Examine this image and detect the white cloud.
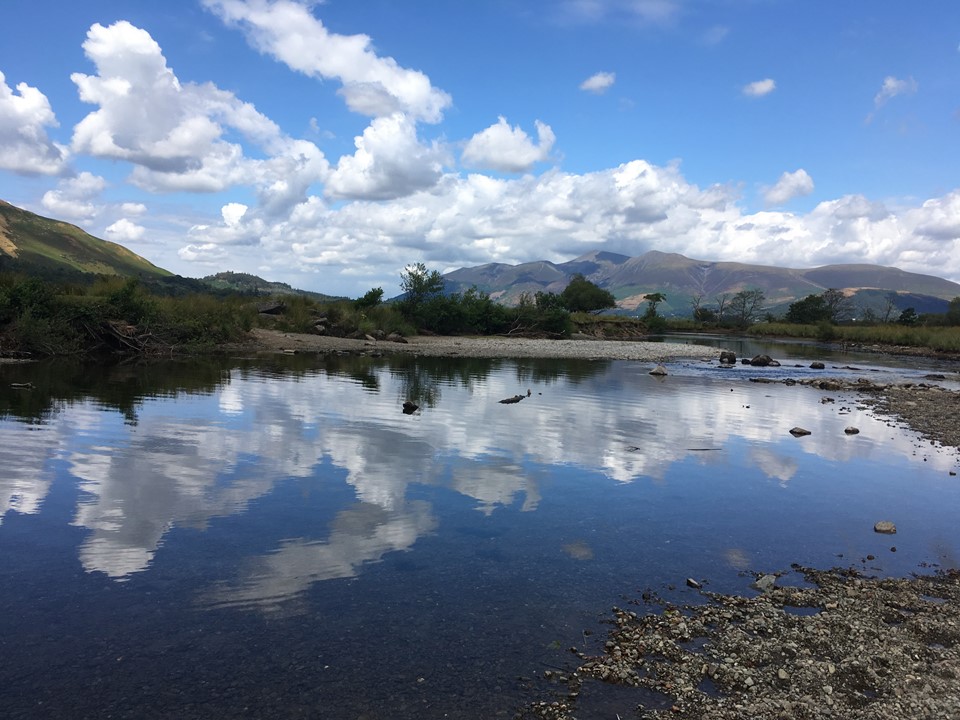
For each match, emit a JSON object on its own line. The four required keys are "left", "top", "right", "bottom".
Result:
{"left": 70, "top": 20, "right": 328, "bottom": 200}
{"left": 120, "top": 202, "right": 147, "bottom": 215}
{"left": 105, "top": 218, "right": 146, "bottom": 243}
{"left": 204, "top": 0, "right": 451, "bottom": 123}
{"left": 763, "top": 169, "right": 814, "bottom": 206}
{"left": 579, "top": 72, "right": 616, "bottom": 94}
{"left": 873, "top": 75, "right": 918, "bottom": 108}
{"left": 40, "top": 172, "right": 107, "bottom": 220}
{"left": 325, "top": 113, "right": 447, "bottom": 200}
{"left": 0, "top": 70, "right": 69, "bottom": 175}
{"left": 461, "top": 117, "right": 555, "bottom": 173}
{"left": 222, "top": 202, "right": 248, "bottom": 227}
{"left": 743, "top": 78, "right": 776, "bottom": 97}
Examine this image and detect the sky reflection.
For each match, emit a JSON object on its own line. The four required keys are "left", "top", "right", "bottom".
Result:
{"left": 0, "top": 357, "right": 956, "bottom": 612}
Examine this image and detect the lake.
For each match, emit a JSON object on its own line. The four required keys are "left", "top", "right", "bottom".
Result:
{"left": 1, "top": 344, "right": 958, "bottom": 719}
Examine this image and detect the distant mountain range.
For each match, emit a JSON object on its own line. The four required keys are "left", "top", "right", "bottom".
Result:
{"left": 4, "top": 198, "right": 958, "bottom": 316}
{"left": 443, "top": 250, "right": 960, "bottom": 316}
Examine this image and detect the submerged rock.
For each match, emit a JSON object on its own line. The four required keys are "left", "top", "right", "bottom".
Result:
{"left": 874, "top": 521, "right": 897, "bottom": 534}
{"left": 844, "top": 426, "right": 860, "bottom": 435}
{"left": 789, "top": 427, "right": 812, "bottom": 437}
{"left": 649, "top": 363, "right": 668, "bottom": 376}
{"left": 402, "top": 401, "right": 419, "bottom": 414}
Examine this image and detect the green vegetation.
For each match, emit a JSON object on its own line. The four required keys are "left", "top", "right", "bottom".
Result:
{"left": 748, "top": 321, "right": 960, "bottom": 352}
{"left": 0, "top": 274, "right": 255, "bottom": 356}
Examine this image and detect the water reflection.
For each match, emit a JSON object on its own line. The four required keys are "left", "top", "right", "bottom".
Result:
{"left": 0, "top": 354, "right": 957, "bottom": 613}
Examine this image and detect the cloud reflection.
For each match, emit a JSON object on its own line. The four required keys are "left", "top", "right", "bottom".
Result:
{"left": 0, "top": 359, "right": 954, "bottom": 612}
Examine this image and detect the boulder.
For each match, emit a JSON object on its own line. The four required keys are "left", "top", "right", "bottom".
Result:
{"left": 387, "top": 332, "right": 408, "bottom": 344}
{"left": 752, "top": 574, "right": 777, "bottom": 592}
{"left": 874, "top": 521, "right": 897, "bottom": 534}
{"left": 844, "top": 426, "right": 860, "bottom": 435}
{"left": 750, "top": 354, "right": 774, "bottom": 367}
{"left": 402, "top": 401, "right": 419, "bottom": 415}
{"left": 789, "top": 427, "right": 812, "bottom": 437}
{"left": 719, "top": 351, "right": 737, "bottom": 365}
{"left": 810, "top": 361, "right": 826, "bottom": 370}
{"left": 649, "top": 363, "right": 668, "bottom": 376}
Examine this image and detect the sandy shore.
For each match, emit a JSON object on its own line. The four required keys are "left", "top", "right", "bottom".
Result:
{"left": 247, "top": 327, "right": 720, "bottom": 361}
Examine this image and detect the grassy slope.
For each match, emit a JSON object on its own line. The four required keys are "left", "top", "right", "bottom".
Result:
{"left": 0, "top": 200, "right": 171, "bottom": 277}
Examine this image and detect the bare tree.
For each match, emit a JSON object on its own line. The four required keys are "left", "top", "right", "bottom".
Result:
{"left": 729, "top": 289, "right": 766, "bottom": 328}
{"left": 714, "top": 293, "right": 729, "bottom": 323}
{"left": 881, "top": 293, "right": 898, "bottom": 323}
{"left": 822, "top": 288, "right": 855, "bottom": 323}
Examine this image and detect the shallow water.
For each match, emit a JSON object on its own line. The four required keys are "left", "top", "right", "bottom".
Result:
{"left": 0, "top": 350, "right": 958, "bottom": 719}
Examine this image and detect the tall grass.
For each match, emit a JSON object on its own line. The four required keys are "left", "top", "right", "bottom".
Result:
{"left": 749, "top": 322, "right": 960, "bottom": 352}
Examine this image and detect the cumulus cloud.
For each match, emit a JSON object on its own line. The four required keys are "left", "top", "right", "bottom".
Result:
{"left": 579, "top": 72, "right": 616, "bottom": 94}
{"left": 70, "top": 20, "right": 328, "bottom": 201}
{"left": 461, "top": 117, "right": 555, "bottom": 173}
{"left": 105, "top": 218, "right": 146, "bottom": 243}
{"left": 0, "top": 70, "right": 69, "bottom": 175}
{"left": 742, "top": 78, "right": 776, "bottom": 97}
{"left": 41, "top": 172, "right": 107, "bottom": 220}
{"left": 325, "top": 113, "right": 447, "bottom": 200}
{"left": 763, "top": 169, "right": 814, "bottom": 206}
{"left": 204, "top": 0, "right": 451, "bottom": 123}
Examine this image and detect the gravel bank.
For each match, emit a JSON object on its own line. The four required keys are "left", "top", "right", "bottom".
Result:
{"left": 248, "top": 328, "right": 721, "bottom": 361}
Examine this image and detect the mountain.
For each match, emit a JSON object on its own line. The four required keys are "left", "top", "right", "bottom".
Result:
{"left": 201, "top": 271, "right": 346, "bottom": 302}
{"left": 0, "top": 199, "right": 171, "bottom": 278}
{"left": 443, "top": 250, "right": 960, "bottom": 316}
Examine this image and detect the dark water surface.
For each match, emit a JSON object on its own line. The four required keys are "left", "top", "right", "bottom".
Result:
{"left": 1, "top": 350, "right": 958, "bottom": 719}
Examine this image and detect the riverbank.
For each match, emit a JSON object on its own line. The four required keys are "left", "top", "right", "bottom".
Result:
{"left": 245, "top": 327, "right": 722, "bottom": 361}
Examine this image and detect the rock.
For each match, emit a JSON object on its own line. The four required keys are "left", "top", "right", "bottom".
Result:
{"left": 499, "top": 394, "right": 526, "bottom": 404}
{"left": 649, "top": 364, "right": 668, "bottom": 376}
{"left": 844, "top": 426, "right": 860, "bottom": 435}
{"left": 741, "top": 358, "right": 751, "bottom": 365}
{"left": 719, "top": 351, "right": 737, "bottom": 364}
{"left": 810, "top": 361, "right": 826, "bottom": 370}
{"left": 364, "top": 334, "right": 377, "bottom": 342}
{"left": 874, "top": 521, "right": 897, "bottom": 534}
{"left": 789, "top": 427, "right": 812, "bottom": 437}
{"left": 402, "top": 401, "right": 419, "bottom": 414}
{"left": 750, "top": 354, "right": 774, "bottom": 367}
{"left": 752, "top": 574, "right": 777, "bottom": 592}
{"left": 386, "top": 332, "right": 408, "bottom": 344}
{"left": 686, "top": 578, "right": 702, "bottom": 589}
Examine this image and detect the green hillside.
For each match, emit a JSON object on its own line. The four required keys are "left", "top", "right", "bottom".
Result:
{"left": 0, "top": 199, "right": 170, "bottom": 278}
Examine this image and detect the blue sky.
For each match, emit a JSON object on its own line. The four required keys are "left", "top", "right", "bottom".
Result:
{"left": 1, "top": 0, "right": 958, "bottom": 296}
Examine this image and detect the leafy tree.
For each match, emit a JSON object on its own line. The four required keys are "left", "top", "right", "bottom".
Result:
{"left": 354, "top": 287, "right": 384, "bottom": 311}
{"left": 785, "top": 294, "right": 830, "bottom": 324}
{"left": 560, "top": 274, "right": 616, "bottom": 313}
{"left": 897, "top": 307, "right": 918, "bottom": 326}
{"left": 729, "top": 289, "right": 766, "bottom": 328}
{"left": 534, "top": 290, "right": 566, "bottom": 311}
{"left": 643, "top": 292, "right": 666, "bottom": 317}
{"left": 946, "top": 297, "right": 960, "bottom": 326}
{"left": 397, "top": 263, "right": 444, "bottom": 320}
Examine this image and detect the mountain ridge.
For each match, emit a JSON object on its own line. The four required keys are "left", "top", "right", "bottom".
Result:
{"left": 443, "top": 250, "right": 960, "bottom": 316}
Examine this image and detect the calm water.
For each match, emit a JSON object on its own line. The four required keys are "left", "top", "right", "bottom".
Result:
{"left": 1, "top": 348, "right": 958, "bottom": 719}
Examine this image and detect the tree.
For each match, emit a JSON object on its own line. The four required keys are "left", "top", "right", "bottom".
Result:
{"left": 729, "top": 289, "right": 766, "bottom": 328}
{"left": 821, "top": 288, "right": 855, "bottom": 323}
{"left": 946, "top": 297, "right": 960, "bottom": 326}
{"left": 354, "top": 287, "right": 384, "bottom": 311}
{"left": 643, "top": 292, "right": 666, "bottom": 317}
{"left": 560, "top": 274, "right": 616, "bottom": 313}
{"left": 785, "top": 294, "right": 830, "bottom": 324}
{"left": 714, "top": 293, "right": 730, "bottom": 324}
{"left": 399, "top": 263, "right": 444, "bottom": 309}
{"left": 897, "top": 307, "right": 918, "bottom": 326}
{"left": 881, "top": 293, "right": 899, "bottom": 323}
